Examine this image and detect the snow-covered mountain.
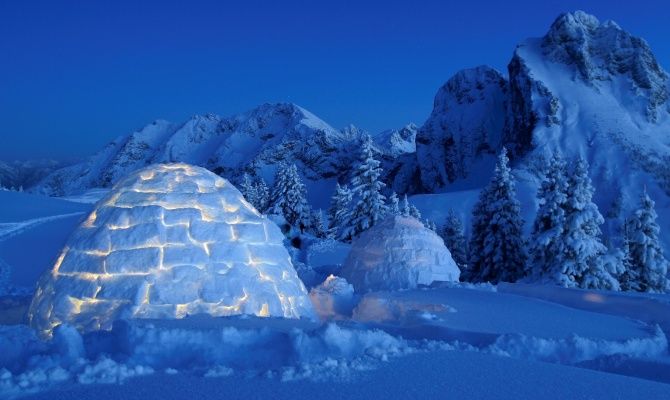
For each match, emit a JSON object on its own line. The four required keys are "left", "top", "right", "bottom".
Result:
{"left": 413, "top": 66, "right": 510, "bottom": 192}
{"left": 32, "top": 103, "right": 366, "bottom": 197}
{"left": 373, "top": 124, "right": 417, "bottom": 157}
{"left": 506, "top": 11, "right": 670, "bottom": 224}
{"left": 390, "top": 11, "right": 670, "bottom": 248}
{"left": 0, "top": 159, "right": 67, "bottom": 190}
{"left": 29, "top": 10, "right": 670, "bottom": 251}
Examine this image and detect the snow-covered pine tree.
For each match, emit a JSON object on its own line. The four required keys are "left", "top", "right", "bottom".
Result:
{"left": 388, "top": 192, "right": 400, "bottom": 216}
{"left": 409, "top": 204, "right": 421, "bottom": 219}
{"left": 468, "top": 148, "right": 527, "bottom": 284}
{"left": 254, "top": 177, "right": 270, "bottom": 212}
{"left": 270, "top": 163, "right": 310, "bottom": 229}
{"left": 270, "top": 163, "right": 290, "bottom": 215}
{"left": 343, "top": 135, "right": 388, "bottom": 239}
{"left": 619, "top": 219, "right": 641, "bottom": 291}
{"left": 530, "top": 153, "right": 569, "bottom": 282}
{"left": 309, "top": 209, "right": 328, "bottom": 238}
{"left": 327, "top": 183, "right": 352, "bottom": 240}
{"left": 400, "top": 195, "right": 411, "bottom": 217}
{"left": 563, "top": 158, "right": 611, "bottom": 289}
{"left": 626, "top": 189, "right": 670, "bottom": 293}
{"left": 442, "top": 209, "right": 468, "bottom": 275}
{"left": 240, "top": 173, "right": 258, "bottom": 208}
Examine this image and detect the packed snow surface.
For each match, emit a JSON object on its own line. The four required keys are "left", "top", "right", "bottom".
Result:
{"left": 2, "top": 285, "right": 669, "bottom": 399}
{"left": 28, "top": 163, "right": 315, "bottom": 337}
{"left": 340, "top": 216, "right": 460, "bottom": 292}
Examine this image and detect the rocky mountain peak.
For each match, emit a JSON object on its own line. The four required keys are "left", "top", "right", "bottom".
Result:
{"left": 435, "top": 66, "right": 508, "bottom": 109}
{"left": 541, "top": 11, "right": 668, "bottom": 121}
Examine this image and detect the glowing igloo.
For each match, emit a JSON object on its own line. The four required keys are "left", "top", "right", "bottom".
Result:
{"left": 29, "top": 163, "right": 315, "bottom": 336}
{"left": 340, "top": 216, "right": 460, "bottom": 292}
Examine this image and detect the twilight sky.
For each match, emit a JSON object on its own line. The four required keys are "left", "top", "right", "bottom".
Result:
{"left": 1, "top": 0, "right": 669, "bottom": 160}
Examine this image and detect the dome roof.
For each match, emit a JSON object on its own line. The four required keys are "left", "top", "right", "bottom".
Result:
{"left": 340, "top": 216, "right": 460, "bottom": 292}
{"left": 29, "top": 163, "right": 315, "bottom": 336}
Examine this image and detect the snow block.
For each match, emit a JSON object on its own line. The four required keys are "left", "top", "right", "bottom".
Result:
{"left": 28, "top": 163, "right": 315, "bottom": 337}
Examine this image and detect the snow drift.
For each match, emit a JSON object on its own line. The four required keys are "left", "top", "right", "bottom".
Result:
{"left": 28, "top": 164, "right": 315, "bottom": 337}
{"left": 340, "top": 216, "right": 460, "bottom": 292}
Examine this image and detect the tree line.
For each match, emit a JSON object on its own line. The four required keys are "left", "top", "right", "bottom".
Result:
{"left": 446, "top": 149, "right": 669, "bottom": 293}
{"left": 237, "top": 137, "right": 669, "bottom": 294}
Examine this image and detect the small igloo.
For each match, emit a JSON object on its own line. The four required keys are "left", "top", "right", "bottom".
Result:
{"left": 340, "top": 216, "right": 460, "bottom": 292}
{"left": 29, "top": 163, "right": 315, "bottom": 336}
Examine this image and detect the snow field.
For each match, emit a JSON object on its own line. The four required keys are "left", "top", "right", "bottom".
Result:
{"left": 3, "top": 281, "right": 669, "bottom": 398}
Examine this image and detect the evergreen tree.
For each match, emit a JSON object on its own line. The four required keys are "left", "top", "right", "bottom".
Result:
{"left": 563, "top": 158, "right": 610, "bottom": 289}
{"left": 240, "top": 173, "right": 258, "bottom": 208}
{"left": 530, "top": 153, "right": 569, "bottom": 282}
{"left": 468, "top": 148, "right": 527, "bottom": 283}
{"left": 626, "top": 189, "right": 669, "bottom": 293}
{"left": 270, "top": 164, "right": 309, "bottom": 228}
{"left": 400, "top": 195, "right": 411, "bottom": 217}
{"left": 310, "top": 209, "right": 328, "bottom": 238}
{"left": 442, "top": 209, "right": 468, "bottom": 275}
{"left": 388, "top": 192, "right": 400, "bottom": 216}
{"left": 409, "top": 204, "right": 422, "bottom": 219}
{"left": 327, "top": 183, "right": 352, "bottom": 239}
{"left": 270, "top": 163, "right": 290, "bottom": 214}
{"left": 343, "top": 135, "right": 388, "bottom": 238}
{"left": 592, "top": 249, "right": 624, "bottom": 291}
{"left": 255, "top": 178, "right": 270, "bottom": 212}
{"left": 619, "top": 220, "right": 641, "bottom": 291}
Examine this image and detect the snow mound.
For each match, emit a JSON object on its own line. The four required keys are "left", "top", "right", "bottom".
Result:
{"left": 340, "top": 216, "right": 460, "bottom": 292}
{"left": 309, "top": 275, "right": 357, "bottom": 319}
{"left": 28, "top": 163, "right": 315, "bottom": 336}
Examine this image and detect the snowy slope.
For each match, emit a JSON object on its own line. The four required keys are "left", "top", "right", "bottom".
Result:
{"left": 0, "top": 191, "right": 91, "bottom": 294}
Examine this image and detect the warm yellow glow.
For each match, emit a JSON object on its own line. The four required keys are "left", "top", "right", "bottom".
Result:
{"left": 103, "top": 192, "right": 121, "bottom": 207}
{"left": 52, "top": 248, "right": 69, "bottom": 277}
{"left": 107, "top": 222, "right": 133, "bottom": 230}
{"left": 258, "top": 303, "right": 270, "bottom": 317}
{"left": 583, "top": 293, "right": 606, "bottom": 303}
{"left": 140, "top": 171, "right": 155, "bottom": 180}
{"left": 83, "top": 249, "right": 111, "bottom": 257}
{"left": 140, "top": 283, "right": 152, "bottom": 305}
{"left": 82, "top": 211, "right": 97, "bottom": 228}
{"left": 175, "top": 303, "right": 189, "bottom": 318}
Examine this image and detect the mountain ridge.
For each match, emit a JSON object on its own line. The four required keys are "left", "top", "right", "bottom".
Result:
{"left": 24, "top": 10, "right": 670, "bottom": 252}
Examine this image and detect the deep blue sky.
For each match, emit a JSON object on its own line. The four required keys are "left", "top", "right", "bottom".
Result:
{"left": 2, "top": 0, "right": 669, "bottom": 160}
